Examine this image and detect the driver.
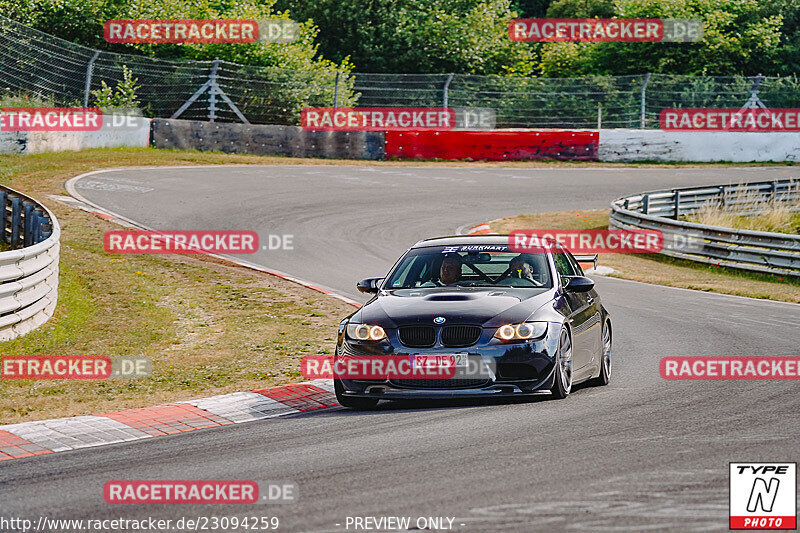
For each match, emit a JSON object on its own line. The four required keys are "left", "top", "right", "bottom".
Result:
{"left": 439, "top": 254, "right": 463, "bottom": 285}
{"left": 509, "top": 255, "right": 536, "bottom": 282}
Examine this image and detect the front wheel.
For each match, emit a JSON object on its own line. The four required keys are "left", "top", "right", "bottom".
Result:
{"left": 550, "top": 327, "right": 573, "bottom": 400}
{"left": 334, "top": 378, "right": 379, "bottom": 410}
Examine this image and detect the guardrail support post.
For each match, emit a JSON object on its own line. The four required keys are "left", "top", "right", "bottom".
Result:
{"left": 642, "top": 194, "right": 650, "bottom": 215}
{"left": 33, "top": 209, "right": 44, "bottom": 243}
{"left": 39, "top": 215, "right": 51, "bottom": 242}
{"left": 673, "top": 190, "right": 680, "bottom": 220}
{"left": 10, "top": 197, "right": 21, "bottom": 248}
{"left": 23, "top": 201, "right": 33, "bottom": 247}
{"left": 0, "top": 191, "right": 7, "bottom": 243}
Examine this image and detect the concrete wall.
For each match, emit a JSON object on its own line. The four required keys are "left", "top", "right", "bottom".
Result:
{"left": 599, "top": 129, "right": 800, "bottom": 162}
{"left": 0, "top": 115, "right": 151, "bottom": 155}
{"left": 151, "top": 119, "right": 385, "bottom": 160}
{"left": 6, "top": 115, "right": 799, "bottom": 163}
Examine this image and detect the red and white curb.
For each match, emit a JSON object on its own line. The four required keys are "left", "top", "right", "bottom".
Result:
{"left": 0, "top": 379, "right": 336, "bottom": 461}
{"left": 466, "top": 223, "right": 495, "bottom": 235}
{"left": 0, "top": 173, "right": 359, "bottom": 463}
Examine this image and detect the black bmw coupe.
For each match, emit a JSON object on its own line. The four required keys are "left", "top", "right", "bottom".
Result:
{"left": 334, "top": 235, "right": 612, "bottom": 409}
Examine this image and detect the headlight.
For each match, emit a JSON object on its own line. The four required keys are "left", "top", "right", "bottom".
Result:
{"left": 493, "top": 322, "right": 547, "bottom": 342}
{"left": 346, "top": 323, "right": 387, "bottom": 341}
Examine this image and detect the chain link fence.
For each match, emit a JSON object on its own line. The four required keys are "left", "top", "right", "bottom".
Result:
{"left": 3, "top": 14, "right": 800, "bottom": 129}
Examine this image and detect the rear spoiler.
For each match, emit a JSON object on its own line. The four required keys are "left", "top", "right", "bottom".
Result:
{"left": 573, "top": 253, "right": 598, "bottom": 271}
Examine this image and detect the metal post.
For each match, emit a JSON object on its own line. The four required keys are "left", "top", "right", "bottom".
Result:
{"left": 172, "top": 59, "right": 249, "bottom": 123}
{"left": 83, "top": 51, "right": 101, "bottom": 108}
{"left": 673, "top": 190, "right": 680, "bottom": 220}
{"left": 40, "top": 219, "right": 52, "bottom": 241}
{"left": 0, "top": 191, "right": 7, "bottom": 242}
{"left": 23, "top": 201, "right": 33, "bottom": 247}
{"left": 642, "top": 194, "right": 650, "bottom": 215}
{"left": 443, "top": 73, "right": 454, "bottom": 108}
{"left": 333, "top": 72, "right": 340, "bottom": 108}
{"left": 39, "top": 216, "right": 51, "bottom": 242}
{"left": 597, "top": 105, "right": 602, "bottom": 130}
{"left": 208, "top": 58, "right": 220, "bottom": 122}
{"left": 10, "top": 197, "right": 21, "bottom": 248}
{"left": 33, "top": 209, "right": 44, "bottom": 243}
{"left": 640, "top": 73, "right": 651, "bottom": 129}
{"left": 737, "top": 74, "right": 768, "bottom": 112}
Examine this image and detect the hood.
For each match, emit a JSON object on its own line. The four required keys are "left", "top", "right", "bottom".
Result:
{"left": 354, "top": 287, "right": 555, "bottom": 327}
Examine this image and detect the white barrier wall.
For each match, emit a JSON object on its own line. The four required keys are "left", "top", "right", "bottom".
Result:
{"left": 0, "top": 116, "right": 151, "bottom": 155}
{"left": 599, "top": 129, "right": 800, "bottom": 162}
{"left": 0, "top": 188, "right": 60, "bottom": 341}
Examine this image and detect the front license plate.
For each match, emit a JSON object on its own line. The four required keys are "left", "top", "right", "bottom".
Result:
{"left": 411, "top": 353, "right": 469, "bottom": 369}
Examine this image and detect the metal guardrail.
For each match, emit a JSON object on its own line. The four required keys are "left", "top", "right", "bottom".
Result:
{"left": 609, "top": 179, "right": 800, "bottom": 277}
{"left": 0, "top": 186, "right": 60, "bottom": 341}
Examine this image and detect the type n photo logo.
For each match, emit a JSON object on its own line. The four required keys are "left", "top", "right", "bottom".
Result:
{"left": 730, "top": 463, "right": 796, "bottom": 530}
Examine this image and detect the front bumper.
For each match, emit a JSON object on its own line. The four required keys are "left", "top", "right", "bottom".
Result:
{"left": 335, "top": 322, "right": 561, "bottom": 399}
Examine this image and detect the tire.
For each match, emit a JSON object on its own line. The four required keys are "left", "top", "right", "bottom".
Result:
{"left": 334, "top": 378, "right": 379, "bottom": 410}
{"left": 550, "top": 327, "right": 573, "bottom": 400}
{"left": 590, "top": 320, "right": 612, "bottom": 387}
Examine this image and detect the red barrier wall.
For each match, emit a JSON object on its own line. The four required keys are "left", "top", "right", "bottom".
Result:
{"left": 384, "top": 130, "right": 598, "bottom": 161}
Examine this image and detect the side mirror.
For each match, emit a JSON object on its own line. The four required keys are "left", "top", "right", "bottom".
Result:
{"left": 564, "top": 276, "right": 594, "bottom": 293}
{"left": 357, "top": 277, "right": 383, "bottom": 294}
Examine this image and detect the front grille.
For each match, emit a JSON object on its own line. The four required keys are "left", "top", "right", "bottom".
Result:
{"left": 399, "top": 326, "right": 436, "bottom": 347}
{"left": 441, "top": 325, "right": 481, "bottom": 347}
{"left": 391, "top": 378, "right": 490, "bottom": 389}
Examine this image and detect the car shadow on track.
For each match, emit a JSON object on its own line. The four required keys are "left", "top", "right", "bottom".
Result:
{"left": 321, "top": 381, "right": 596, "bottom": 416}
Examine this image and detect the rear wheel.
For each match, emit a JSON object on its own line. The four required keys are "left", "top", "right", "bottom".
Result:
{"left": 550, "top": 327, "right": 573, "bottom": 399}
{"left": 334, "top": 378, "right": 379, "bottom": 410}
{"left": 590, "top": 320, "right": 612, "bottom": 386}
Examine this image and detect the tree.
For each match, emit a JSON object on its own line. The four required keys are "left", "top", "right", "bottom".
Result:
{"left": 538, "top": 0, "right": 786, "bottom": 76}
{"left": 276, "top": 0, "right": 539, "bottom": 74}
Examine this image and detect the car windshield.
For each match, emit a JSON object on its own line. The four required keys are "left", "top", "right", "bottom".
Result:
{"left": 384, "top": 245, "right": 552, "bottom": 289}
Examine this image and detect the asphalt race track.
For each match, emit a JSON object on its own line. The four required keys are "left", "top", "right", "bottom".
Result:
{"left": 2, "top": 165, "right": 800, "bottom": 532}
